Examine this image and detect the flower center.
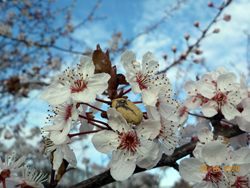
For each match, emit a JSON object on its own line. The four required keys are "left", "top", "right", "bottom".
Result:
{"left": 179, "top": 106, "right": 187, "bottom": 117}
{"left": 0, "top": 169, "right": 11, "bottom": 182}
{"left": 213, "top": 92, "right": 227, "bottom": 106}
{"left": 233, "top": 176, "right": 249, "bottom": 188}
{"left": 203, "top": 166, "right": 223, "bottom": 184}
{"left": 64, "top": 104, "right": 72, "bottom": 121}
{"left": 71, "top": 80, "right": 88, "bottom": 93}
{"left": 118, "top": 131, "right": 139, "bottom": 153}
{"left": 136, "top": 73, "right": 148, "bottom": 90}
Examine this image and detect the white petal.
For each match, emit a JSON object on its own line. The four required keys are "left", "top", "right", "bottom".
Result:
{"left": 88, "top": 73, "right": 110, "bottom": 94}
{"left": 184, "top": 95, "right": 201, "bottom": 110}
{"left": 194, "top": 182, "right": 212, "bottom": 188}
{"left": 136, "top": 120, "right": 161, "bottom": 140}
{"left": 236, "top": 116, "right": 250, "bottom": 132}
{"left": 197, "top": 127, "right": 214, "bottom": 143}
{"left": 196, "top": 80, "right": 216, "bottom": 99}
{"left": 217, "top": 72, "right": 237, "bottom": 91}
{"left": 107, "top": 108, "right": 130, "bottom": 132}
{"left": 71, "top": 88, "right": 95, "bottom": 103}
{"left": 141, "top": 51, "right": 158, "bottom": 75}
{"left": 221, "top": 103, "right": 240, "bottom": 120}
{"left": 179, "top": 158, "right": 206, "bottom": 182}
{"left": 42, "top": 121, "right": 65, "bottom": 131}
{"left": 53, "top": 146, "right": 63, "bottom": 170}
{"left": 91, "top": 130, "right": 120, "bottom": 154}
{"left": 215, "top": 66, "right": 228, "bottom": 74}
{"left": 201, "top": 101, "right": 218, "bottom": 117}
{"left": 184, "top": 80, "right": 197, "bottom": 95}
{"left": 78, "top": 55, "right": 95, "bottom": 77}
{"left": 146, "top": 105, "right": 160, "bottom": 121}
{"left": 62, "top": 144, "right": 77, "bottom": 168}
{"left": 50, "top": 122, "right": 71, "bottom": 145}
{"left": 109, "top": 150, "right": 137, "bottom": 181}
{"left": 40, "top": 83, "right": 71, "bottom": 106}
{"left": 136, "top": 140, "right": 159, "bottom": 161}
{"left": 201, "top": 141, "right": 228, "bottom": 166}
{"left": 121, "top": 50, "right": 141, "bottom": 74}
{"left": 137, "top": 140, "right": 162, "bottom": 169}
{"left": 141, "top": 89, "right": 159, "bottom": 106}
{"left": 232, "top": 147, "right": 250, "bottom": 164}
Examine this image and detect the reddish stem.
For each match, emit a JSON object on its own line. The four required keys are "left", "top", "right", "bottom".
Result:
{"left": 221, "top": 119, "right": 236, "bottom": 126}
{"left": 188, "top": 112, "right": 209, "bottom": 119}
{"left": 133, "top": 101, "right": 142, "bottom": 104}
{"left": 69, "top": 130, "right": 100, "bottom": 138}
{"left": 79, "top": 115, "right": 109, "bottom": 127}
{"left": 80, "top": 103, "right": 105, "bottom": 112}
{"left": 95, "top": 98, "right": 111, "bottom": 105}
{"left": 2, "top": 180, "right": 6, "bottom": 188}
{"left": 122, "top": 88, "right": 132, "bottom": 95}
{"left": 89, "top": 121, "right": 106, "bottom": 130}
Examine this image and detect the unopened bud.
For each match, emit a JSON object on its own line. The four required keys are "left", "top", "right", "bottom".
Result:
{"left": 224, "top": 14, "right": 231, "bottom": 21}
{"left": 171, "top": 46, "right": 177, "bottom": 53}
{"left": 195, "top": 50, "right": 203, "bottom": 55}
{"left": 184, "top": 33, "right": 190, "bottom": 40}
{"left": 180, "top": 52, "right": 187, "bottom": 59}
{"left": 193, "top": 59, "right": 200, "bottom": 63}
{"left": 163, "top": 54, "right": 168, "bottom": 60}
{"left": 213, "top": 28, "right": 220, "bottom": 33}
{"left": 194, "top": 21, "right": 199, "bottom": 27}
{"left": 208, "top": 2, "right": 213, "bottom": 7}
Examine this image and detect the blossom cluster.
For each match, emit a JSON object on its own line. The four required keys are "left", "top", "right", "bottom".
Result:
{"left": 184, "top": 66, "right": 250, "bottom": 131}
{"left": 180, "top": 127, "right": 250, "bottom": 187}
{"left": 0, "top": 152, "right": 46, "bottom": 188}
{"left": 37, "top": 47, "right": 250, "bottom": 186}
{"left": 38, "top": 48, "right": 186, "bottom": 181}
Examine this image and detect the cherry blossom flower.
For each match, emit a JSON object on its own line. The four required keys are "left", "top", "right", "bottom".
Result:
{"left": 43, "top": 135, "right": 77, "bottom": 170}
{"left": 14, "top": 166, "right": 47, "bottom": 188}
{"left": 91, "top": 108, "right": 161, "bottom": 181}
{"left": 120, "top": 50, "right": 171, "bottom": 106}
{"left": 155, "top": 117, "right": 181, "bottom": 155}
{"left": 179, "top": 140, "right": 230, "bottom": 188}
{"left": 40, "top": 55, "right": 110, "bottom": 106}
{"left": 184, "top": 80, "right": 208, "bottom": 110}
{"left": 41, "top": 100, "right": 78, "bottom": 145}
{"left": 0, "top": 152, "right": 26, "bottom": 188}
{"left": 196, "top": 72, "right": 242, "bottom": 120}
{"left": 146, "top": 90, "right": 180, "bottom": 122}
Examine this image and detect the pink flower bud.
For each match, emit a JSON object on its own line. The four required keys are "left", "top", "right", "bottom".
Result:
{"left": 208, "top": 2, "right": 213, "bottom": 7}
{"left": 184, "top": 33, "right": 190, "bottom": 40}
{"left": 193, "top": 59, "right": 200, "bottom": 63}
{"left": 224, "top": 14, "right": 231, "bottom": 21}
{"left": 171, "top": 46, "right": 177, "bottom": 53}
{"left": 194, "top": 21, "right": 199, "bottom": 27}
{"left": 163, "top": 54, "right": 168, "bottom": 60}
{"left": 213, "top": 28, "right": 220, "bottom": 33}
{"left": 195, "top": 50, "right": 203, "bottom": 55}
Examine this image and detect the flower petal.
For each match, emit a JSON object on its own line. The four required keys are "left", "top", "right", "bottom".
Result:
{"left": 91, "top": 130, "right": 120, "bottom": 154}
{"left": 62, "top": 144, "right": 77, "bottom": 168}
{"left": 109, "top": 150, "right": 136, "bottom": 181}
{"left": 136, "top": 119, "right": 161, "bottom": 140}
{"left": 179, "top": 158, "right": 206, "bottom": 182}
{"left": 107, "top": 108, "right": 130, "bottom": 132}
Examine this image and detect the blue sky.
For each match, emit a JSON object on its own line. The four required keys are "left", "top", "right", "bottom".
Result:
{"left": 3, "top": 0, "right": 250, "bottom": 187}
